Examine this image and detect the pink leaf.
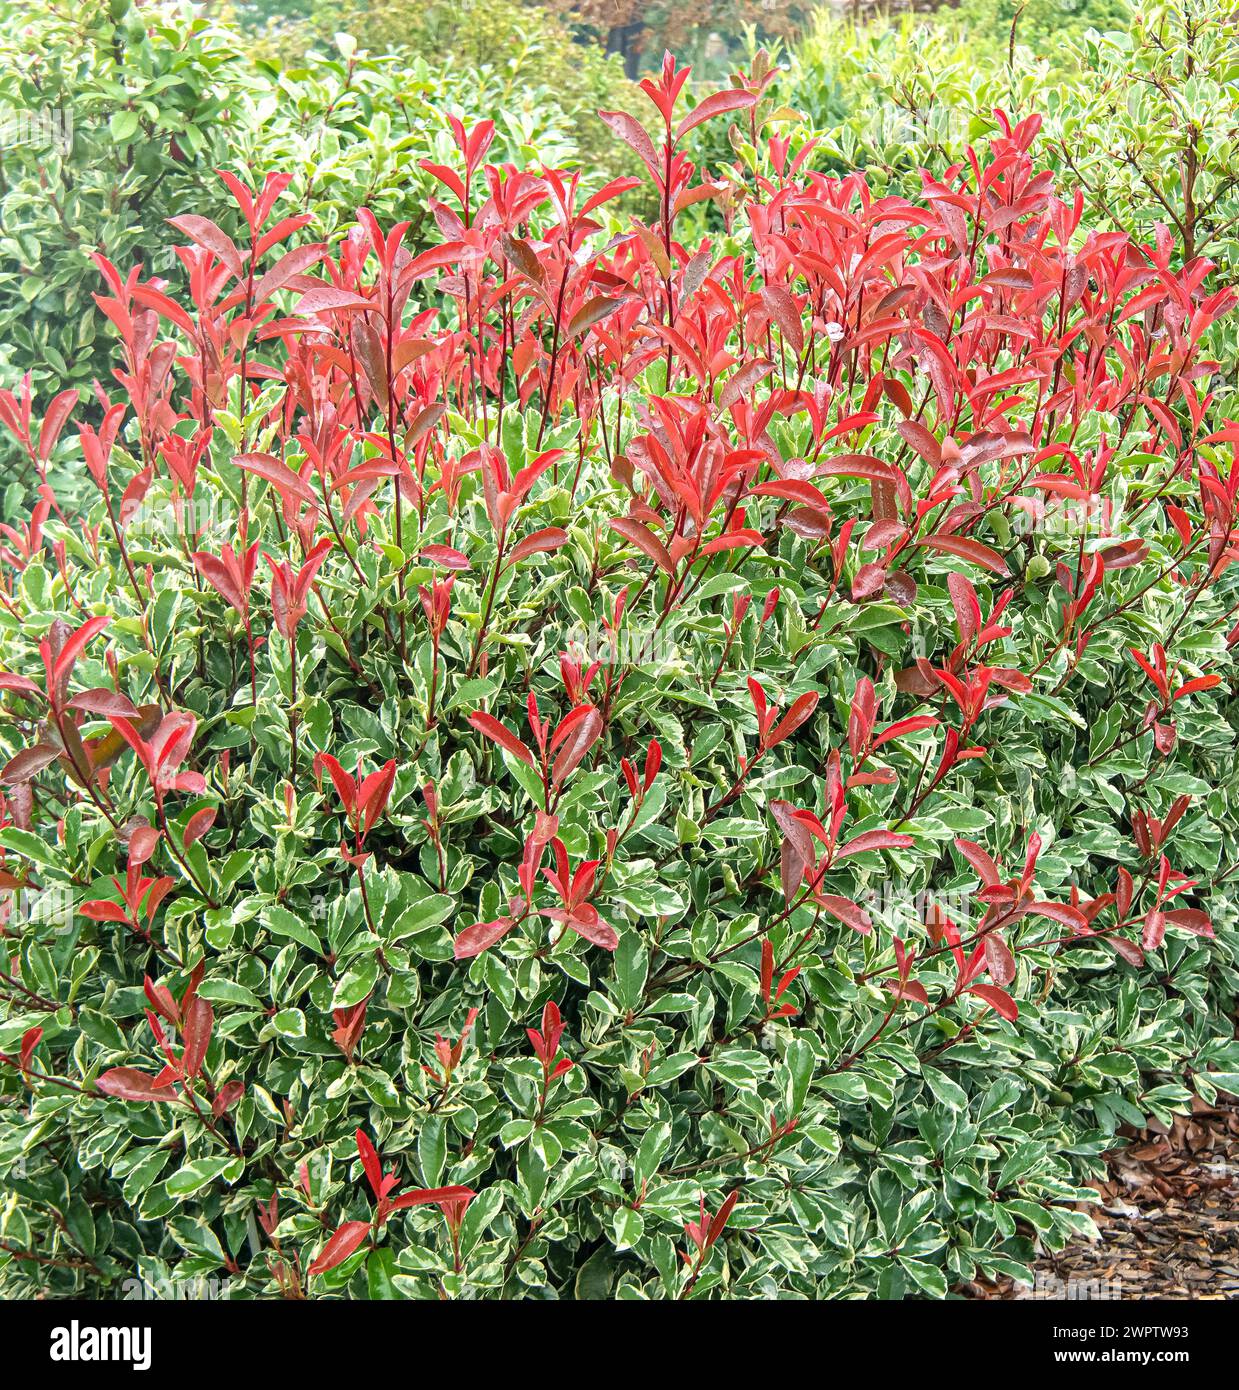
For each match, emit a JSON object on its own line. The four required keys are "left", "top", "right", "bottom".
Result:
{"left": 983, "top": 932, "right": 1016, "bottom": 987}
{"left": 389, "top": 1184, "right": 477, "bottom": 1210}
{"left": 917, "top": 534, "right": 1008, "bottom": 576}
{"left": 835, "top": 830, "right": 914, "bottom": 858}
{"left": 609, "top": 517, "right": 676, "bottom": 576}
{"left": 817, "top": 895, "right": 873, "bottom": 935}
{"left": 674, "top": 89, "right": 757, "bottom": 144}
{"left": 181, "top": 997, "right": 214, "bottom": 1078}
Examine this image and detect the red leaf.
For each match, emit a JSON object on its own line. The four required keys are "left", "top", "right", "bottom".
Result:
{"left": 968, "top": 984, "right": 1018, "bottom": 1021}
{"left": 420, "top": 545, "right": 471, "bottom": 571}
{"left": 566, "top": 905, "right": 619, "bottom": 952}
{"left": 700, "top": 530, "right": 765, "bottom": 556}
{"left": 234, "top": 453, "right": 318, "bottom": 508}
{"left": 167, "top": 215, "right": 244, "bottom": 278}
{"left": 835, "top": 830, "right": 914, "bottom": 858}
{"left": 183, "top": 807, "right": 217, "bottom": 848}
{"left": 871, "top": 715, "right": 938, "bottom": 749}
{"left": 308, "top": 1220, "right": 371, "bottom": 1277}
{"left": 389, "top": 1184, "right": 477, "bottom": 1210}
{"left": 978, "top": 268, "right": 1034, "bottom": 293}
{"left": 38, "top": 390, "right": 78, "bottom": 463}
{"left": 955, "top": 838, "right": 1001, "bottom": 887}
{"left": 948, "top": 572, "right": 980, "bottom": 644}
{"left": 252, "top": 243, "right": 326, "bottom": 302}
{"left": 885, "top": 979, "right": 931, "bottom": 1006}
{"left": 467, "top": 713, "right": 535, "bottom": 768}
{"left": 2, "top": 744, "right": 60, "bottom": 783}
{"left": 760, "top": 285, "right": 804, "bottom": 356}
{"left": 453, "top": 917, "right": 516, "bottom": 960}
{"left": 1163, "top": 907, "right": 1213, "bottom": 938}
{"left": 598, "top": 110, "right": 660, "bottom": 178}
{"left": 19, "top": 1026, "right": 42, "bottom": 1072}
{"left": 1106, "top": 936, "right": 1145, "bottom": 967}
{"left": 1030, "top": 901, "right": 1091, "bottom": 934}
{"left": 917, "top": 535, "right": 1008, "bottom": 576}
{"left": 983, "top": 932, "right": 1016, "bottom": 987}
{"left": 0, "top": 672, "right": 46, "bottom": 701}
{"left": 765, "top": 691, "right": 819, "bottom": 748}
{"left": 817, "top": 895, "right": 873, "bottom": 935}
{"left": 675, "top": 89, "right": 756, "bottom": 143}
{"left": 53, "top": 616, "right": 110, "bottom": 691}
{"left": 192, "top": 552, "right": 248, "bottom": 616}
{"left": 358, "top": 760, "right": 397, "bottom": 836}
{"left": 79, "top": 900, "right": 132, "bottom": 924}
{"left": 748, "top": 479, "right": 830, "bottom": 511}
{"left": 817, "top": 454, "right": 910, "bottom": 511}
{"left": 356, "top": 1127, "right": 383, "bottom": 1200}
{"left": 1173, "top": 674, "right": 1220, "bottom": 702}
{"left": 95, "top": 1067, "right": 170, "bottom": 1102}
{"left": 568, "top": 297, "right": 623, "bottom": 340}
{"left": 294, "top": 287, "right": 373, "bottom": 316}
{"left": 67, "top": 688, "right": 140, "bottom": 719}
{"left": 127, "top": 824, "right": 160, "bottom": 867}
{"left": 551, "top": 707, "right": 603, "bottom": 787}
{"left": 211, "top": 1081, "right": 245, "bottom": 1117}
{"left": 705, "top": 1189, "right": 740, "bottom": 1248}
{"left": 181, "top": 997, "right": 214, "bottom": 1078}
{"left": 507, "top": 528, "right": 568, "bottom": 565}
{"left": 609, "top": 517, "right": 676, "bottom": 575}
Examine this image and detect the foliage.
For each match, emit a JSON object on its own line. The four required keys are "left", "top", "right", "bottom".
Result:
{"left": 0, "top": 0, "right": 608, "bottom": 508}
{"left": 0, "top": 0, "right": 245, "bottom": 399}
{"left": 1050, "top": 4, "right": 1239, "bottom": 274}
{"left": 242, "top": 0, "right": 633, "bottom": 177}
{"left": 782, "top": 0, "right": 1239, "bottom": 404}
{"left": 1, "top": 52, "right": 1239, "bottom": 1303}
{"left": 955, "top": 0, "right": 1134, "bottom": 57}
{"left": 543, "top": 0, "right": 812, "bottom": 77}
{"left": 786, "top": 1, "right": 1236, "bottom": 265}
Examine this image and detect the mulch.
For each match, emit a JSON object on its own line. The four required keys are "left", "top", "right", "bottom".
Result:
{"left": 964, "top": 1095, "right": 1239, "bottom": 1300}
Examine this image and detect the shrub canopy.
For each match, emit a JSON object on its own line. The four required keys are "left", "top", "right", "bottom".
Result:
{"left": 0, "top": 48, "right": 1238, "bottom": 1301}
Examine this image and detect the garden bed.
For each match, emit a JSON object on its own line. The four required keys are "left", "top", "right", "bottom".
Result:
{"left": 968, "top": 1093, "right": 1239, "bottom": 1301}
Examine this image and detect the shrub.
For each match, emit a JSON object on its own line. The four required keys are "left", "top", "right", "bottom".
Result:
{"left": 781, "top": 0, "right": 1239, "bottom": 414}
{"left": 1, "top": 56, "right": 1238, "bottom": 1301}
{"left": 0, "top": 0, "right": 246, "bottom": 399}
{"left": 242, "top": 0, "right": 636, "bottom": 181}
{"left": 785, "top": 2, "right": 1237, "bottom": 278}
{"left": 0, "top": 0, "right": 607, "bottom": 512}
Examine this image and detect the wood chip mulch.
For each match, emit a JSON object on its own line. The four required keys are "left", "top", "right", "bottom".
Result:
{"left": 963, "top": 1095, "right": 1239, "bottom": 1301}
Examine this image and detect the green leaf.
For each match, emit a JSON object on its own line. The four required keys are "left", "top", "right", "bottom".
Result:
{"left": 386, "top": 893, "right": 454, "bottom": 942}
{"left": 612, "top": 1207, "right": 645, "bottom": 1251}
{"left": 166, "top": 1157, "right": 243, "bottom": 1199}
{"left": 260, "top": 905, "right": 322, "bottom": 955}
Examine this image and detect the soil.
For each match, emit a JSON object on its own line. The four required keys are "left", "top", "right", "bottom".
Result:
{"left": 964, "top": 1095, "right": 1239, "bottom": 1301}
